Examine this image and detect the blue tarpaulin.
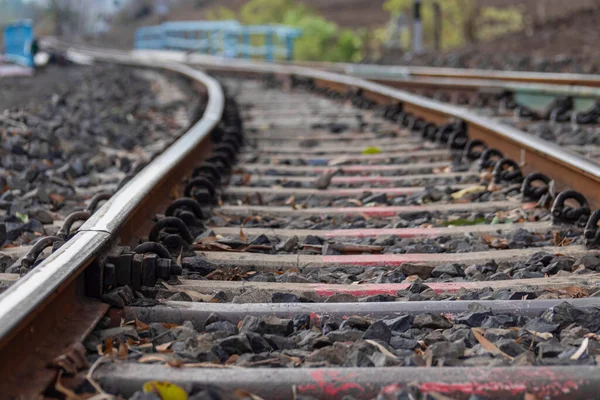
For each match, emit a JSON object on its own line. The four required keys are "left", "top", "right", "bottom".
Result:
{"left": 3, "top": 20, "right": 34, "bottom": 68}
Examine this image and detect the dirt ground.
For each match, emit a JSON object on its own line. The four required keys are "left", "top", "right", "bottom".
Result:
{"left": 0, "top": 65, "right": 86, "bottom": 111}
{"left": 381, "top": 6, "right": 600, "bottom": 73}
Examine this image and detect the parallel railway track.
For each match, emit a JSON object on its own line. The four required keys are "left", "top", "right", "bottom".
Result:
{"left": 5, "top": 44, "right": 600, "bottom": 399}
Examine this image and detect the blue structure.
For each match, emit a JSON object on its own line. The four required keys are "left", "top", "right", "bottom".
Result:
{"left": 3, "top": 20, "right": 34, "bottom": 68}
{"left": 135, "top": 21, "right": 301, "bottom": 62}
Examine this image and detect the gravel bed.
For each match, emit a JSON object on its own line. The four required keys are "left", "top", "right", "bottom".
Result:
{"left": 243, "top": 154, "right": 449, "bottom": 166}
{"left": 239, "top": 164, "right": 457, "bottom": 177}
{"left": 195, "top": 227, "right": 581, "bottom": 256}
{"left": 223, "top": 184, "right": 518, "bottom": 208}
{"left": 498, "top": 119, "right": 600, "bottom": 162}
{"left": 86, "top": 301, "right": 600, "bottom": 377}
{"left": 230, "top": 174, "right": 481, "bottom": 189}
{"left": 176, "top": 250, "right": 597, "bottom": 290}
{"left": 208, "top": 207, "right": 550, "bottom": 230}
{"left": 0, "top": 64, "right": 201, "bottom": 271}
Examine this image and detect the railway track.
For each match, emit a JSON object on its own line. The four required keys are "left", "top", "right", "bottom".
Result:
{"left": 4, "top": 44, "right": 600, "bottom": 399}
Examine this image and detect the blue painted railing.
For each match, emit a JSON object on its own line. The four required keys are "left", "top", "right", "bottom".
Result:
{"left": 135, "top": 21, "right": 301, "bottom": 61}
{"left": 3, "top": 20, "right": 34, "bottom": 68}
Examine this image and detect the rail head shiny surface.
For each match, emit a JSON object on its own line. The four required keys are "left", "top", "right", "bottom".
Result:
{"left": 0, "top": 47, "right": 225, "bottom": 345}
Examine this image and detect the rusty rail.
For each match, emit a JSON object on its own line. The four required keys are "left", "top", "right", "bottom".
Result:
{"left": 0, "top": 46, "right": 224, "bottom": 398}
{"left": 8, "top": 43, "right": 600, "bottom": 399}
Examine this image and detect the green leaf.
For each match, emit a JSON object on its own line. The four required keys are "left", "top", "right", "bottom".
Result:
{"left": 441, "top": 217, "right": 486, "bottom": 227}
{"left": 16, "top": 212, "right": 29, "bottom": 223}
{"left": 362, "top": 147, "right": 382, "bottom": 155}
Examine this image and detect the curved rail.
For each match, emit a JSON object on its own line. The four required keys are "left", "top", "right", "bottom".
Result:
{"left": 16, "top": 42, "right": 600, "bottom": 399}
{"left": 299, "top": 60, "right": 600, "bottom": 87}
{"left": 0, "top": 50, "right": 224, "bottom": 350}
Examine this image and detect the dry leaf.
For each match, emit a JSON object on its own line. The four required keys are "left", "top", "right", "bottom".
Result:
{"left": 242, "top": 172, "right": 252, "bottom": 185}
{"left": 49, "top": 193, "right": 66, "bottom": 203}
{"left": 346, "top": 199, "right": 363, "bottom": 207}
{"left": 451, "top": 185, "right": 486, "bottom": 200}
{"left": 481, "top": 234, "right": 495, "bottom": 245}
{"left": 180, "top": 362, "right": 237, "bottom": 368}
{"left": 521, "top": 202, "right": 538, "bottom": 210}
{"left": 162, "top": 283, "right": 214, "bottom": 302}
{"left": 55, "top": 371, "right": 86, "bottom": 400}
{"left": 156, "top": 341, "right": 175, "bottom": 353}
{"left": 328, "top": 156, "right": 351, "bottom": 166}
{"left": 103, "top": 338, "right": 114, "bottom": 356}
{"left": 168, "top": 359, "right": 184, "bottom": 368}
{"left": 546, "top": 286, "right": 589, "bottom": 298}
{"left": 118, "top": 342, "right": 129, "bottom": 360}
{"left": 365, "top": 340, "right": 399, "bottom": 359}
{"left": 225, "top": 354, "right": 239, "bottom": 364}
{"left": 139, "top": 354, "right": 174, "bottom": 363}
{"left": 240, "top": 228, "right": 248, "bottom": 244}
{"left": 526, "top": 330, "right": 553, "bottom": 340}
{"left": 176, "top": 247, "right": 183, "bottom": 266}
{"left": 570, "top": 337, "right": 589, "bottom": 360}
{"left": 472, "top": 328, "right": 514, "bottom": 360}
{"left": 585, "top": 333, "right": 600, "bottom": 341}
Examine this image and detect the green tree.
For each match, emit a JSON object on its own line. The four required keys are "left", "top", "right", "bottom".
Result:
{"left": 383, "top": 0, "right": 523, "bottom": 50}
{"left": 239, "top": 0, "right": 308, "bottom": 25}
{"left": 204, "top": 6, "right": 236, "bottom": 21}
{"left": 202, "top": 0, "right": 366, "bottom": 62}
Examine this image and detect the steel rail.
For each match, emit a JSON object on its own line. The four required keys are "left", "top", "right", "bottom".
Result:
{"left": 70, "top": 46, "right": 600, "bottom": 205}
{"left": 0, "top": 46, "right": 224, "bottom": 396}
{"left": 46, "top": 45, "right": 600, "bottom": 400}
{"left": 142, "top": 53, "right": 600, "bottom": 207}
{"left": 132, "top": 50, "right": 600, "bottom": 94}
{"left": 295, "top": 60, "right": 600, "bottom": 88}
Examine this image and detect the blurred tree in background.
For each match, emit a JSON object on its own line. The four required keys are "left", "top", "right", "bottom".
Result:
{"left": 203, "top": 0, "right": 524, "bottom": 62}
{"left": 205, "top": 0, "right": 366, "bottom": 62}
{"left": 383, "top": 0, "right": 523, "bottom": 50}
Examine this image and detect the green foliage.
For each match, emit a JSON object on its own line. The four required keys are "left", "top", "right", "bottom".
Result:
{"left": 383, "top": 0, "right": 524, "bottom": 50}
{"left": 290, "top": 14, "right": 338, "bottom": 61}
{"left": 239, "top": 0, "right": 308, "bottom": 25}
{"left": 333, "top": 28, "right": 366, "bottom": 63}
{"left": 478, "top": 6, "right": 524, "bottom": 41}
{"left": 204, "top": 6, "right": 236, "bottom": 21}
{"left": 204, "top": 0, "right": 365, "bottom": 62}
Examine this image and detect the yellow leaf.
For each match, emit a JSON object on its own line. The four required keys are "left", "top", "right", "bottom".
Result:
{"left": 143, "top": 381, "right": 188, "bottom": 400}
{"left": 362, "top": 146, "right": 381, "bottom": 155}
{"left": 451, "top": 185, "right": 487, "bottom": 200}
